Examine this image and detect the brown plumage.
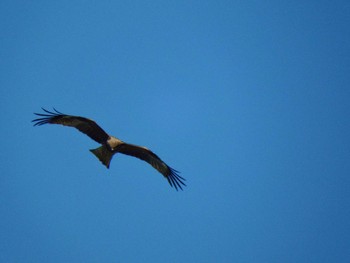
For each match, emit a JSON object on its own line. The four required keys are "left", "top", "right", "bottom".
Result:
{"left": 32, "top": 108, "right": 185, "bottom": 190}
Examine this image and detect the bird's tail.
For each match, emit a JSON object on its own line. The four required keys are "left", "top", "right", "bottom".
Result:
{"left": 90, "top": 145, "right": 114, "bottom": 169}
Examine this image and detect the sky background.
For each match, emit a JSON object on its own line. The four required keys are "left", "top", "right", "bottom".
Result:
{"left": 1, "top": 1, "right": 350, "bottom": 262}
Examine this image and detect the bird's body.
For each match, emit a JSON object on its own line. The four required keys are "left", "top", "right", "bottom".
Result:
{"left": 90, "top": 136, "right": 123, "bottom": 169}
{"left": 32, "top": 108, "right": 185, "bottom": 190}
{"left": 107, "top": 136, "right": 124, "bottom": 150}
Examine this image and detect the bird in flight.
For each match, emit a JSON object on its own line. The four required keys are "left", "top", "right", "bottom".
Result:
{"left": 32, "top": 108, "right": 185, "bottom": 190}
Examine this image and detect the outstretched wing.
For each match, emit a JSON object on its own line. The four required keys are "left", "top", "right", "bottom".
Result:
{"left": 32, "top": 108, "right": 109, "bottom": 144}
{"left": 117, "top": 143, "right": 186, "bottom": 191}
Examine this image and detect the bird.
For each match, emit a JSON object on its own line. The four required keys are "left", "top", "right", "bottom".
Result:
{"left": 32, "top": 108, "right": 185, "bottom": 191}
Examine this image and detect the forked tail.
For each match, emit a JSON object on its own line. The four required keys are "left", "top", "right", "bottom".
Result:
{"left": 90, "top": 145, "right": 114, "bottom": 169}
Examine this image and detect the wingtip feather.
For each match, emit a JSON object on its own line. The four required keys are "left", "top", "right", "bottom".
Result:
{"left": 32, "top": 108, "right": 65, "bottom": 126}
{"left": 166, "top": 167, "right": 186, "bottom": 191}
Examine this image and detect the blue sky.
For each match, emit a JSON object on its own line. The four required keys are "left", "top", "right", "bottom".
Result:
{"left": 1, "top": 1, "right": 350, "bottom": 262}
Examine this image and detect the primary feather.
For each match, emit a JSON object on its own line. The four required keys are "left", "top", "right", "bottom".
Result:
{"left": 32, "top": 108, "right": 186, "bottom": 191}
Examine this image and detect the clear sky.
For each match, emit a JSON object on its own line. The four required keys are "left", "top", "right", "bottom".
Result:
{"left": 1, "top": 1, "right": 350, "bottom": 262}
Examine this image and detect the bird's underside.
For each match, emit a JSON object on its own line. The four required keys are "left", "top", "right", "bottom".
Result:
{"left": 32, "top": 108, "right": 186, "bottom": 191}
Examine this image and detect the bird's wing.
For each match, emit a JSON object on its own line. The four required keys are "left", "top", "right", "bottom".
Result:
{"left": 117, "top": 143, "right": 186, "bottom": 190}
{"left": 32, "top": 108, "right": 109, "bottom": 144}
